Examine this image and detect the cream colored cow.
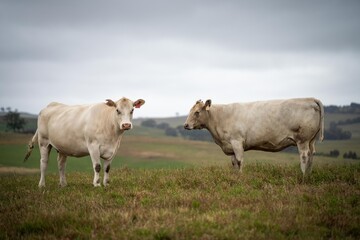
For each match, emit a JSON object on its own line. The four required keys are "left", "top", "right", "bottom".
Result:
{"left": 184, "top": 98, "right": 324, "bottom": 177}
{"left": 25, "top": 97, "right": 145, "bottom": 187}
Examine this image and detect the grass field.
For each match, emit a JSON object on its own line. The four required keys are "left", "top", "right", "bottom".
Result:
{"left": 0, "top": 130, "right": 359, "bottom": 174}
{"left": 1, "top": 112, "right": 360, "bottom": 239}
{"left": 1, "top": 164, "right": 359, "bottom": 239}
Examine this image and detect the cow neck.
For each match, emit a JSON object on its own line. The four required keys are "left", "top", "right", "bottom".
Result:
{"left": 204, "top": 105, "right": 224, "bottom": 140}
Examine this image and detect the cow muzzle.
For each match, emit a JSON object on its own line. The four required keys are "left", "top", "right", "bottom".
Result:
{"left": 122, "top": 123, "right": 132, "bottom": 130}
{"left": 184, "top": 123, "right": 192, "bottom": 130}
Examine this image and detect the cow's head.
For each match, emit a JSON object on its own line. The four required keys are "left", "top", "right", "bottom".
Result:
{"left": 106, "top": 97, "right": 145, "bottom": 131}
{"left": 184, "top": 99, "right": 211, "bottom": 130}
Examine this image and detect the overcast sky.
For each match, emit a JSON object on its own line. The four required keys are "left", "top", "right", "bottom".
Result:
{"left": 1, "top": 0, "right": 359, "bottom": 117}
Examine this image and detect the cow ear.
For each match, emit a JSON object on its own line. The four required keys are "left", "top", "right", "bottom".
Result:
{"left": 105, "top": 99, "right": 116, "bottom": 107}
{"left": 205, "top": 99, "right": 212, "bottom": 111}
{"left": 134, "top": 99, "right": 145, "bottom": 108}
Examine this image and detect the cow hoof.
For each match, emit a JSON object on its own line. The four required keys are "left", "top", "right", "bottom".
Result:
{"left": 38, "top": 182, "right": 45, "bottom": 188}
{"left": 103, "top": 179, "right": 110, "bottom": 187}
{"left": 93, "top": 183, "right": 101, "bottom": 187}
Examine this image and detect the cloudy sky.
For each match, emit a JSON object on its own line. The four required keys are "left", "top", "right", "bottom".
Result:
{"left": 1, "top": 0, "right": 359, "bottom": 117}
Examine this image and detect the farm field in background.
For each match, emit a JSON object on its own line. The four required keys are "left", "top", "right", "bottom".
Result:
{"left": 0, "top": 127, "right": 359, "bottom": 174}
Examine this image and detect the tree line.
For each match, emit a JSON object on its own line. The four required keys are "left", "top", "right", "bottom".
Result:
{"left": 317, "top": 149, "right": 359, "bottom": 160}
{"left": 324, "top": 102, "right": 360, "bottom": 114}
{"left": 324, "top": 122, "right": 352, "bottom": 140}
{"left": 141, "top": 119, "right": 213, "bottom": 141}
{"left": 0, "top": 107, "right": 26, "bottom": 132}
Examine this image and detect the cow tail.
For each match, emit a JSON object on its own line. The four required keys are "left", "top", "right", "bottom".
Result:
{"left": 314, "top": 99, "right": 324, "bottom": 142}
{"left": 24, "top": 130, "right": 38, "bottom": 162}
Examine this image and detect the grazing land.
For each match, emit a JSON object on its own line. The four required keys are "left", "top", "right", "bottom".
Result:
{"left": 1, "top": 164, "right": 359, "bottom": 239}
{"left": 0, "top": 110, "right": 360, "bottom": 239}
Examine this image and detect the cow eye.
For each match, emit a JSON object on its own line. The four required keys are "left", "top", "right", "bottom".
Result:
{"left": 195, "top": 111, "right": 200, "bottom": 117}
{"left": 130, "top": 109, "right": 134, "bottom": 114}
{"left": 116, "top": 109, "right": 121, "bottom": 115}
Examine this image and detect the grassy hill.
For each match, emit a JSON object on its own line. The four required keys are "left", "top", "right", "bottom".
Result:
{"left": 1, "top": 164, "right": 359, "bottom": 239}
{"left": 1, "top": 127, "right": 359, "bottom": 175}
{"left": 133, "top": 116, "right": 187, "bottom": 128}
{"left": 1, "top": 108, "right": 360, "bottom": 239}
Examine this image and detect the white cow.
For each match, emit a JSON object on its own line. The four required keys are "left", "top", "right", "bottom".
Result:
{"left": 24, "top": 97, "right": 145, "bottom": 187}
{"left": 184, "top": 98, "right": 324, "bottom": 177}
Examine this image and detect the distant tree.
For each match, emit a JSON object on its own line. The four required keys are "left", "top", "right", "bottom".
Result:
{"left": 0, "top": 107, "right": 5, "bottom": 113}
{"left": 176, "top": 125, "right": 188, "bottom": 137}
{"left": 4, "top": 110, "right": 26, "bottom": 132}
{"left": 141, "top": 119, "right": 157, "bottom": 128}
{"left": 157, "top": 122, "right": 170, "bottom": 130}
{"left": 324, "top": 122, "right": 352, "bottom": 140}
{"left": 343, "top": 151, "right": 358, "bottom": 160}
{"left": 176, "top": 125, "right": 213, "bottom": 142}
{"left": 329, "top": 149, "right": 340, "bottom": 158}
{"left": 337, "top": 117, "right": 360, "bottom": 126}
{"left": 165, "top": 127, "right": 178, "bottom": 137}
{"left": 324, "top": 103, "right": 360, "bottom": 114}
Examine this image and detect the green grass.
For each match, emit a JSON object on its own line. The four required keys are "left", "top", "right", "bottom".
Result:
{"left": 1, "top": 164, "right": 359, "bottom": 239}
{"left": 1, "top": 131, "right": 359, "bottom": 175}
{"left": 1, "top": 121, "right": 360, "bottom": 239}
{"left": 324, "top": 113, "right": 360, "bottom": 128}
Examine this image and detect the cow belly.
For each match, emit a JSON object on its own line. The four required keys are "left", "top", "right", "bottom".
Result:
{"left": 217, "top": 142, "right": 235, "bottom": 155}
{"left": 246, "top": 137, "right": 296, "bottom": 152}
{"left": 50, "top": 140, "right": 89, "bottom": 157}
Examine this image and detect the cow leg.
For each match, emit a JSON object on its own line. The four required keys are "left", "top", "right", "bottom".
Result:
{"left": 57, "top": 153, "right": 67, "bottom": 187}
{"left": 307, "top": 138, "right": 317, "bottom": 174}
{"left": 103, "top": 160, "right": 112, "bottom": 187}
{"left": 39, "top": 142, "right": 52, "bottom": 188}
{"left": 230, "top": 140, "right": 244, "bottom": 173}
{"left": 89, "top": 147, "right": 102, "bottom": 187}
{"left": 297, "top": 141, "right": 313, "bottom": 180}
{"left": 310, "top": 138, "right": 316, "bottom": 155}
{"left": 231, "top": 155, "right": 240, "bottom": 170}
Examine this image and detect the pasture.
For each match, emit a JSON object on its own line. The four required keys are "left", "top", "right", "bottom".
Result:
{"left": 1, "top": 163, "right": 360, "bottom": 239}
{"left": 1, "top": 112, "right": 360, "bottom": 239}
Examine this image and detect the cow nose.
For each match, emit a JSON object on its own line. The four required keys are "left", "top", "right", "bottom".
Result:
{"left": 184, "top": 123, "right": 189, "bottom": 129}
{"left": 122, "top": 123, "right": 132, "bottom": 130}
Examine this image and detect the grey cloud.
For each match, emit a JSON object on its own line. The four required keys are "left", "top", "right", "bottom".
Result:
{"left": 0, "top": 0, "right": 359, "bottom": 117}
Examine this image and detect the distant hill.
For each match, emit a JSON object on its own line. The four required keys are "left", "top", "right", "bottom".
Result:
{"left": 0, "top": 112, "right": 37, "bottom": 119}
{"left": 133, "top": 116, "right": 187, "bottom": 128}
{"left": 324, "top": 102, "right": 360, "bottom": 114}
